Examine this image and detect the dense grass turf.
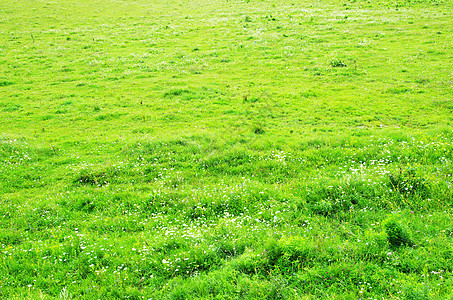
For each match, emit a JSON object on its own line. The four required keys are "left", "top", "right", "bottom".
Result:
{"left": 1, "top": 0, "right": 453, "bottom": 298}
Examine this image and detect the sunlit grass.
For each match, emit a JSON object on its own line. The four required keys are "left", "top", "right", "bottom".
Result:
{"left": 1, "top": 0, "right": 452, "bottom": 298}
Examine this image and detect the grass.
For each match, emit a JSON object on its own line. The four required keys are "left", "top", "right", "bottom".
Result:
{"left": 1, "top": 0, "right": 453, "bottom": 298}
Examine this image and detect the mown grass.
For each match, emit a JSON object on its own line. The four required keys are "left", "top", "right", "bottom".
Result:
{"left": 1, "top": 0, "right": 453, "bottom": 299}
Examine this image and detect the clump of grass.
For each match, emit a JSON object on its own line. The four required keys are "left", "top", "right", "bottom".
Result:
{"left": 402, "top": 285, "right": 429, "bottom": 300}
{"left": 330, "top": 59, "right": 347, "bottom": 67}
{"left": 3, "top": 104, "right": 21, "bottom": 112}
{"left": 384, "top": 218, "right": 414, "bottom": 248}
{"left": 163, "top": 88, "right": 191, "bottom": 98}
{"left": 387, "top": 87, "right": 412, "bottom": 94}
{"left": 0, "top": 80, "right": 14, "bottom": 86}
{"left": 243, "top": 95, "right": 259, "bottom": 103}
{"left": 74, "top": 168, "right": 119, "bottom": 187}
{"left": 301, "top": 177, "right": 381, "bottom": 216}
{"left": 253, "top": 125, "right": 265, "bottom": 134}
{"left": 388, "top": 168, "right": 430, "bottom": 198}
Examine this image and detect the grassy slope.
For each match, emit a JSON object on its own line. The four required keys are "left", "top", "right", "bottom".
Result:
{"left": 1, "top": 0, "right": 453, "bottom": 299}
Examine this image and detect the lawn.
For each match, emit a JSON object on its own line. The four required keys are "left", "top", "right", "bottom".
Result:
{"left": 0, "top": 0, "right": 452, "bottom": 299}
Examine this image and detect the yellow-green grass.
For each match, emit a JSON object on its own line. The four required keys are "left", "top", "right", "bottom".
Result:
{"left": 1, "top": 0, "right": 452, "bottom": 298}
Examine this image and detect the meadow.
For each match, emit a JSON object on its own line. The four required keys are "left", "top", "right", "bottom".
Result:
{"left": 0, "top": 0, "right": 452, "bottom": 298}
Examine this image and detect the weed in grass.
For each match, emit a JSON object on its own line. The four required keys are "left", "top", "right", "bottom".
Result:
{"left": 59, "top": 287, "right": 72, "bottom": 300}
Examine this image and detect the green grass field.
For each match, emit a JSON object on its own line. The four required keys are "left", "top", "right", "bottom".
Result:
{"left": 1, "top": 0, "right": 453, "bottom": 298}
